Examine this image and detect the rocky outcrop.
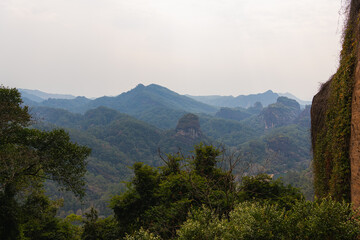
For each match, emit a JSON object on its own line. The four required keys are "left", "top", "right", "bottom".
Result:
{"left": 175, "top": 113, "right": 202, "bottom": 139}
{"left": 261, "top": 97, "right": 301, "bottom": 129}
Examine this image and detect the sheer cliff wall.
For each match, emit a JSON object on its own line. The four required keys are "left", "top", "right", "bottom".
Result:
{"left": 311, "top": 0, "right": 360, "bottom": 204}
{"left": 350, "top": 26, "right": 360, "bottom": 207}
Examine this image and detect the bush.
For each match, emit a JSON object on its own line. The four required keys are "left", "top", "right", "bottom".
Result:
{"left": 176, "top": 198, "right": 360, "bottom": 240}
{"left": 124, "top": 228, "right": 161, "bottom": 240}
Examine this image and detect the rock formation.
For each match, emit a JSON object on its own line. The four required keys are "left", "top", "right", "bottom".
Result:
{"left": 311, "top": 0, "right": 360, "bottom": 205}
{"left": 261, "top": 97, "right": 301, "bottom": 129}
{"left": 175, "top": 113, "right": 202, "bottom": 139}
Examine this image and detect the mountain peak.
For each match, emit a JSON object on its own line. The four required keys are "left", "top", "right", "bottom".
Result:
{"left": 135, "top": 83, "right": 145, "bottom": 89}
{"left": 264, "top": 90, "right": 274, "bottom": 94}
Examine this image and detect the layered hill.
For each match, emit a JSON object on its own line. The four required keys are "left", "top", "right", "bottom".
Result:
{"left": 188, "top": 90, "right": 279, "bottom": 108}
{"left": 24, "top": 84, "right": 218, "bottom": 129}
{"left": 188, "top": 90, "right": 310, "bottom": 109}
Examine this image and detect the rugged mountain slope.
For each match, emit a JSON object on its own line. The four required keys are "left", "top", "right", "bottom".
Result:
{"left": 311, "top": 0, "right": 360, "bottom": 204}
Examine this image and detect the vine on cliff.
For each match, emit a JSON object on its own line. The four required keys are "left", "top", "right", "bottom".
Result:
{"left": 313, "top": 1, "right": 359, "bottom": 201}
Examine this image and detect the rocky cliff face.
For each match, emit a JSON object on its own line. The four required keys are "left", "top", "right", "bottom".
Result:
{"left": 175, "top": 113, "right": 202, "bottom": 139}
{"left": 311, "top": 0, "right": 360, "bottom": 205}
{"left": 261, "top": 97, "right": 301, "bottom": 129}
{"left": 350, "top": 31, "right": 360, "bottom": 207}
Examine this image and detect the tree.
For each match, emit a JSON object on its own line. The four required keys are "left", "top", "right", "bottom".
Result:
{"left": 238, "top": 174, "right": 303, "bottom": 209}
{"left": 110, "top": 144, "right": 236, "bottom": 239}
{"left": 0, "top": 86, "right": 91, "bottom": 239}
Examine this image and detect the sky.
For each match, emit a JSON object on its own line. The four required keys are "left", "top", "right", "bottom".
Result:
{"left": 0, "top": 0, "right": 346, "bottom": 100}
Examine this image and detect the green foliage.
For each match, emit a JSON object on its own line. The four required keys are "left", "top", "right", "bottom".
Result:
{"left": 192, "top": 143, "right": 221, "bottom": 177}
{"left": 124, "top": 228, "right": 161, "bottom": 240}
{"left": 176, "top": 198, "right": 360, "bottom": 240}
{"left": 281, "top": 170, "right": 314, "bottom": 200}
{"left": 109, "top": 144, "right": 308, "bottom": 239}
{"left": 239, "top": 174, "right": 303, "bottom": 209}
{"left": 225, "top": 202, "right": 286, "bottom": 240}
{"left": 176, "top": 206, "right": 225, "bottom": 240}
{"left": 111, "top": 144, "right": 236, "bottom": 239}
{"left": 20, "top": 192, "right": 81, "bottom": 240}
{"left": 81, "top": 208, "right": 119, "bottom": 240}
{"left": 285, "top": 198, "right": 360, "bottom": 240}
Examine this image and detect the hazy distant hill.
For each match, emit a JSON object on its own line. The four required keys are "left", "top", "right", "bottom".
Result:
{"left": 22, "top": 85, "right": 310, "bottom": 129}
{"left": 90, "top": 84, "right": 217, "bottom": 114}
{"left": 19, "top": 88, "right": 76, "bottom": 102}
{"left": 187, "top": 90, "right": 279, "bottom": 108}
{"left": 278, "top": 92, "right": 311, "bottom": 106}
{"left": 87, "top": 84, "right": 218, "bottom": 128}
{"left": 24, "top": 84, "right": 218, "bottom": 129}
{"left": 40, "top": 96, "right": 92, "bottom": 113}
{"left": 188, "top": 90, "right": 310, "bottom": 109}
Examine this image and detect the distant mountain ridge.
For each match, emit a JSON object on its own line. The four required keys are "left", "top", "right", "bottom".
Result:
{"left": 21, "top": 85, "right": 310, "bottom": 109}
{"left": 21, "top": 84, "right": 311, "bottom": 130}
{"left": 187, "top": 90, "right": 310, "bottom": 108}
{"left": 19, "top": 88, "right": 76, "bottom": 102}
{"left": 23, "top": 84, "right": 219, "bottom": 129}
{"left": 187, "top": 90, "right": 279, "bottom": 108}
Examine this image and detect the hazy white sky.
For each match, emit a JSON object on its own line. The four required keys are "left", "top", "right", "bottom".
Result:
{"left": 0, "top": 0, "right": 345, "bottom": 100}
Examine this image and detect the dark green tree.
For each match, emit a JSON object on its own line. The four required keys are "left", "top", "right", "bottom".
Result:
{"left": 81, "top": 207, "right": 119, "bottom": 240}
{"left": 0, "top": 86, "right": 91, "bottom": 239}
{"left": 238, "top": 174, "right": 303, "bottom": 209}
{"left": 111, "top": 144, "right": 237, "bottom": 239}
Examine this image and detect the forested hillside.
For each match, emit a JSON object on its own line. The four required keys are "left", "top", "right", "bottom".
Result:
{"left": 32, "top": 106, "right": 210, "bottom": 215}
{"left": 23, "top": 87, "right": 313, "bottom": 215}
